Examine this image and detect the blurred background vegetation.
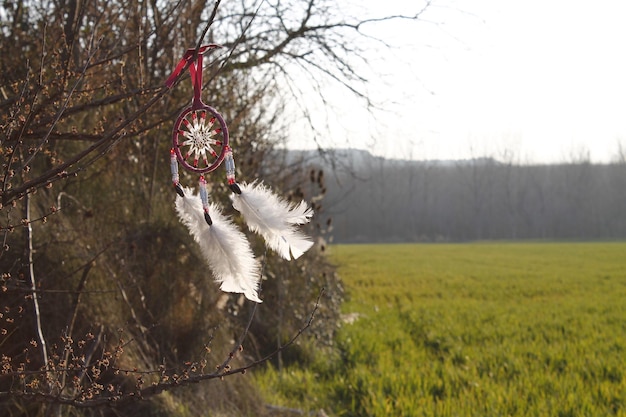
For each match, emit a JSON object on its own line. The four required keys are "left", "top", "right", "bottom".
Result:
{"left": 0, "top": 0, "right": 376, "bottom": 414}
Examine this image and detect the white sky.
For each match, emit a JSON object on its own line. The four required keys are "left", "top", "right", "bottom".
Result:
{"left": 285, "top": 0, "right": 626, "bottom": 163}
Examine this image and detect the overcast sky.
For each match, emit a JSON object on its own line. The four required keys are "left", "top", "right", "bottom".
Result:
{"left": 286, "top": 0, "right": 626, "bottom": 163}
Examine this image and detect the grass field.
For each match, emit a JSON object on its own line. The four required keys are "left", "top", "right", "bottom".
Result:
{"left": 256, "top": 242, "right": 626, "bottom": 416}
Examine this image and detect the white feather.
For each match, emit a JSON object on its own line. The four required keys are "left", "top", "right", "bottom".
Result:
{"left": 175, "top": 189, "right": 262, "bottom": 303}
{"left": 231, "top": 182, "right": 314, "bottom": 260}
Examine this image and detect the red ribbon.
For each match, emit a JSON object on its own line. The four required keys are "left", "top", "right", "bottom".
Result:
{"left": 165, "top": 44, "right": 222, "bottom": 96}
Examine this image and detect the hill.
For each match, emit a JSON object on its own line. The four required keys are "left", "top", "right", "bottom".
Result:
{"left": 279, "top": 149, "right": 626, "bottom": 243}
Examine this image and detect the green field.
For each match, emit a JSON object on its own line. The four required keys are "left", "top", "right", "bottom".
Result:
{"left": 256, "top": 242, "right": 626, "bottom": 416}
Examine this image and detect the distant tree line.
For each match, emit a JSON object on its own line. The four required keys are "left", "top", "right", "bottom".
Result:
{"left": 288, "top": 150, "right": 626, "bottom": 243}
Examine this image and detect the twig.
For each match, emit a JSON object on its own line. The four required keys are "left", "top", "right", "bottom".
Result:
{"left": 22, "top": 33, "right": 104, "bottom": 169}
{"left": 195, "top": 0, "right": 222, "bottom": 52}
{"left": 24, "top": 192, "right": 48, "bottom": 368}
{"left": 127, "top": 288, "right": 325, "bottom": 402}
{"left": 213, "top": 247, "right": 268, "bottom": 377}
{"left": 58, "top": 262, "right": 93, "bottom": 392}
{"left": 0, "top": 287, "right": 325, "bottom": 407}
{"left": 221, "top": 287, "right": 324, "bottom": 376}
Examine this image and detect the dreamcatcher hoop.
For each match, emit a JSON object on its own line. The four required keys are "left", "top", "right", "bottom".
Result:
{"left": 166, "top": 45, "right": 229, "bottom": 174}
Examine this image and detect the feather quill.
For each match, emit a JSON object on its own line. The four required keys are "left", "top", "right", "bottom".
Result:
{"left": 231, "top": 181, "right": 314, "bottom": 260}
{"left": 175, "top": 188, "right": 262, "bottom": 303}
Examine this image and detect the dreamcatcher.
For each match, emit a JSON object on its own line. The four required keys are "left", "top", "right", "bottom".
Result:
{"left": 165, "top": 45, "right": 314, "bottom": 303}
